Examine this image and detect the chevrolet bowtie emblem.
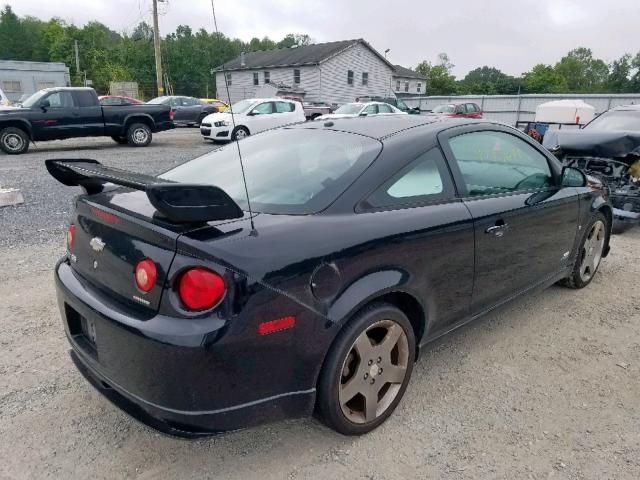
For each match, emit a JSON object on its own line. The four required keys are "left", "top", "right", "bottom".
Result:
{"left": 90, "top": 237, "right": 106, "bottom": 252}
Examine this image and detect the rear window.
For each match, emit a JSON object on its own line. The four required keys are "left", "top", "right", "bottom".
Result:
{"left": 432, "top": 104, "right": 455, "bottom": 113}
{"left": 160, "top": 128, "right": 382, "bottom": 214}
{"left": 585, "top": 110, "right": 640, "bottom": 131}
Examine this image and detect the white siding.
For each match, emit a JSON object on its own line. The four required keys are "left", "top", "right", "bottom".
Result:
{"left": 392, "top": 76, "right": 424, "bottom": 95}
{"left": 319, "top": 43, "right": 394, "bottom": 106}
{"left": 216, "top": 66, "right": 319, "bottom": 104}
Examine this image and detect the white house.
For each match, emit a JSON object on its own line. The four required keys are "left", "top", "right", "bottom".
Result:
{"left": 215, "top": 39, "right": 411, "bottom": 107}
{"left": 392, "top": 65, "right": 427, "bottom": 97}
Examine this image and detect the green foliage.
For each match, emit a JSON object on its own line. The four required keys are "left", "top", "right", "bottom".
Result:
{"left": 277, "top": 34, "right": 313, "bottom": 49}
{"left": 521, "top": 64, "right": 568, "bottom": 93}
{"left": 415, "top": 53, "right": 458, "bottom": 95}
{"left": 459, "top": 66, "right": 519, "bottom": 95}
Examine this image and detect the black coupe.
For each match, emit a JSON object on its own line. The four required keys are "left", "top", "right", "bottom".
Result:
{"left": 50, "top": 115, "right": 612, "bottom": 436}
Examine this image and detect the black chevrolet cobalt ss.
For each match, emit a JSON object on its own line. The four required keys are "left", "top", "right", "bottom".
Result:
{"left": 51, "top": 115, "right": 612, "bottom": 436}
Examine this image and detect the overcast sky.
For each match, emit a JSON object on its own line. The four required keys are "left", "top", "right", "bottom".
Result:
{"left": 7, "top": 0, "right": 638, "bottom": 76}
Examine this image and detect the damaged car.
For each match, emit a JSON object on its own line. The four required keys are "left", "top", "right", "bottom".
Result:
{"left": 543, "top": 104, "right": 640, "bottom": 233}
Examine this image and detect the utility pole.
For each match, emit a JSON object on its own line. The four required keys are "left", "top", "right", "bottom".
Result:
{"left": 74, "top": 40, "right": 80, "bottom": 82}
{"left": 152, "top": 0, "right": 164, "bottom": 96}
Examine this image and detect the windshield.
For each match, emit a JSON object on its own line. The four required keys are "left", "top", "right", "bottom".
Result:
{"left": 229, "top": 99, "right": 256, "bottom": 114}
{"left": 21, "top": 90, "right": 48, "bottom": 108}
{"left": 584, "top": 111, "right": 640, "bottom": 131}
{"left": 334, "top": 103, "right": 364, "bottom": 115}
{"left": 396, "top": 98, "right": 408, "bottom": 110}
{"left": 160, "top": 128, "right": 382, "bottom": 214}
{"left": 147, "top": 97, "right": 168, "bottom": 104}
{"left": 432, "top": 104, "right": 455, "bottom": 113}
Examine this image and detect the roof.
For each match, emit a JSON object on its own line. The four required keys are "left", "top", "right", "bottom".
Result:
{"left": 393, "top": 65, "right": 426, "bottom": 80}
{"left": 291, "top": 114, "right": 478, "bottom": 140}
{"left": 218, "top": 39, "right": 395, "bottom": 71}
{"left": 611, "top": 104, "right": 640, "bottom": 111}
{"left": 0, "top": 60, "right": 69, "bottom": 73}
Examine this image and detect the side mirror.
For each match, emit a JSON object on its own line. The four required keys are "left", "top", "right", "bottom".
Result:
{"left": 40, "top": 99, "right": 50, "bottom": 111}
{"left": 359, "top": 112, "right": 368, "bottom": 117}
{"left": 247, "top": 110, "right": 258, "bottom": 116}
{"left": 561, "top": 166, "right": 587, "bottom": 187}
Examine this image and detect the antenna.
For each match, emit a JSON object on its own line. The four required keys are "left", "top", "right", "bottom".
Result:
{"left": 210, "top": 0, "right": 256, "bottom": 232}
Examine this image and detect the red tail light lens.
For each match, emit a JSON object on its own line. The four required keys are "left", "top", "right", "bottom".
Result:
{"left": 135, "top": 259, "right": 157, "bottom": 292}
{"left": 67, "top": 224, "right": 76, "bottom": 251}
{"left": 169, "top": 109, "right": 175, "bottom": 120}
{"left": 178, "top": 268, "right": 225, "bottom": 311}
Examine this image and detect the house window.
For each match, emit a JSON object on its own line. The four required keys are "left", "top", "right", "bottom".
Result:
{"left": 225, "top": 73, "right": 232, "bottom": 86}
{"left": 293, "top": 69, "right": 300, "bottom": 84}
{"left": 347, "top": 70, "right": 354, "bottom": 86}
{"left": 37, "top": 81, "right": 56, "bottom": 90}
{"left": 2, "top": 80, "right": 22, "bottom": 93}
{"left": 264, "top": 71, "right": 270, "bottom": 84}
{"left": 396, "top": 80, "right": 400, "bottom": 91}
{"left": 253, "top": 72, "right": 259, "bottom": 86}
{"left": 362, "top": 72, "right": 368, "bottom": 86}
{"left": 417, "top": 82, "right": 421, "bottom": 93}
{"left": 404, "top": 81, "right": 409, "bottom": 92}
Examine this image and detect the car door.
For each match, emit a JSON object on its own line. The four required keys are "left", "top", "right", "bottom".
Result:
{"left": 246, "top": 101, "right": 275, "bottom": 133}
{"left": 180, "top": 97, "right": 203, "bottom": 123}
{"left": 72, "top": 90, "right": 104, "bottom": 137}
{"left": 169, "top": 97, "right": 187, "bottom": 122}
{"left": 439, "top": 125, "right": 580, "bottom": 313}
{"left": 29, "top": 90, "right": 78, "bottom": 140}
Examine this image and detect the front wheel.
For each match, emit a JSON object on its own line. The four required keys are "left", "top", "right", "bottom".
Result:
{"left": 316, "top": 303, "right": 415, "bottom": 435}
{"left": 126, "top": 123, "right": 152, "bottom": 147}
{"left": 231, "top": 126, "right": 249, "bottom": 141}
{"left": 561, "top": 212, "right": 608, "bottom": 289}
{"left": 0, "top": 127, "right": 29, "bottom": 154}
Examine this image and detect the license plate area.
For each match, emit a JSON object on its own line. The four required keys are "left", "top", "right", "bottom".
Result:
{"left": 65, "top": 304, "right": 97, "bottom": 357}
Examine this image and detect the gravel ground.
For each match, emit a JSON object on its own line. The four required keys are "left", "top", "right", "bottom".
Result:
{"left": 0, "top": 131, "right": 639, "bottom": 479}
{"left": 0, "top": 129, "right": 215, "bottom": 248}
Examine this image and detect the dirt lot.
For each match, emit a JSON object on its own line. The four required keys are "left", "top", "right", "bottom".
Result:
{"left": 0, "top": 131, "right": 639, "bottom": 479}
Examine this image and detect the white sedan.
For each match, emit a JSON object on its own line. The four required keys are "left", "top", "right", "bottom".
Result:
{"left": 200, "top": 98, "right": 306, "bottom": 141}
{"left": 316, "top": 102, "right": 406, "bottom": 121}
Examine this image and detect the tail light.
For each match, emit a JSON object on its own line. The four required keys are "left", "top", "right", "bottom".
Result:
{"left": 178, "top": 268, "right": 225, "bottom": 311}
{"left": 169, "top": 109, "right": 175, "bottom": 121}
{"left": 135, "top": 259, "right": 157, "bottom": 292}
{"left": 67, "top": 224, "right": 76, "bottom": 251}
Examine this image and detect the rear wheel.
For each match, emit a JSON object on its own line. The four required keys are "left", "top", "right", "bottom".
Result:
{"left": 562, "top": 212, "right": 608, "bottom": 288}
{"left": 197, "top": 113, "right": 207, "bottom": 126}
{"left": 317, "top": 303, "right": 415, "bottom": 435}
{"left": 126, "top": 123, "right": 152, "bottom": 147}
{"left": 231, "top": 126, "right": 249, "bottom": 141}
{"left": 0, "top": 127, "right": 29, "bottom": 154}
{"left": 111, "top": 135, "right": 128, "bottom": 145}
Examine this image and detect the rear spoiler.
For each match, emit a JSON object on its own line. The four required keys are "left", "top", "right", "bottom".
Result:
{"left": 45, "top": 159, "right": 243, "bottom": 223}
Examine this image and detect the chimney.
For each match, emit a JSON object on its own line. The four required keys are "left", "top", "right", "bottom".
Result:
{"left": 240, "top": 51, "right": 246, "bottom": 67}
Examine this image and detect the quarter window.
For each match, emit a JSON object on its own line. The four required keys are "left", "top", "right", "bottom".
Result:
{"left": 253, "top": 72, "right": 259, "bottom": 86}
{"left": 378, "top": 104, "right": 393, "bottom": 113}
{"left": 447, "top": 130, "right": 554, "bottom": 196}
{"left": 347, "top": 70, "right": 354, "bottom": 85}
{"left": 362, "top": 72, "right": 368, "bottom": 86}
{"left": 275, "top": 101, "right": 294, "bottom": 113}
{"left": 364, "top": 148, "right": 453, "bottom": 209}
{"left": 293, "top": 69, "right": 301, "bottom": 84}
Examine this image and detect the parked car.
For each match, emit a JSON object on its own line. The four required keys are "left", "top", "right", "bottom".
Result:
{"left": 200, "top": 98, "right": 305, "bottom": 141}
{"left": 543, "top": 104, "right": 640, "bottom": 233}
{"left": 316, "top": 102, "right": 406, "bottom": 120}
{"left": 0, "top": 87, "right": 173, "bottom": 154}
{"left": 49, "top": 115, "right": 611, "bottom": 437}
{"left": 200, "top": 98, "right": 229, "bottom": 112}
{"left": 302, "top": 102, "right": 333, "bottom": 120}
{"left": 147, "top": 96, "right": 218, "bottom": 126}
{"left": 99, "top": 95, "right": 143, "bottom": 106}
{"left": 357, "top": 96, "right": 420, "bottom": 114}
{"left": 430, "top": 102, "right": 483, "bottom": 118}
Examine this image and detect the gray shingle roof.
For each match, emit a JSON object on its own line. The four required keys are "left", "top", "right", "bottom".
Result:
{"left": 393, "top": 65, "right": 426, "bottom": 80}
{"left": 218, "top": 39, "right": 395, "bottom": 71}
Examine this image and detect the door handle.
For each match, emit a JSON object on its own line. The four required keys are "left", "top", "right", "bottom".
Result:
{"left": 485, "top": 220, "right": 509, "bottom": 236}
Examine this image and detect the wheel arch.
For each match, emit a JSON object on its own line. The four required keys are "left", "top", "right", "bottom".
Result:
{"left": 123, "top": 114, "right": 154, "bottom": 133}
{"left": 0, "top": 120, "right": 33, "bottom": 140}
{"left": 596, "top": 203, "right": 613, "bottom": 257}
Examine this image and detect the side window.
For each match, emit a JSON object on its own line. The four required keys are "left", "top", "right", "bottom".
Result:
{"left": 364, "top": 148, "right": 453, "bottom": 209}
{"left": 455, "top": 104, "right": 466, "bottom": 114}
{"left": 252, "top": 102, "right": 274, "bottom": 114}
{"left": 181, "top": 97, "right": 198, "bottom": 106}
{"left": 74, "top": 90, "right": 96, "bottom": 107}
{"left": 168, "top": 97, "right": 180, "bottom": 107}
{"left": 447, "top": 130, "right": 554, "bottom": 196}
{"left": 45, "top": 91, "right": 75, "bottom": 108}
{"left": 362, "top": 104, "right": 377, "bottom": 115}
{"left": 101, "top": 98, "right": 119, "bottom": 106}
{"left": 466, "top": 103, "right": 475, "bottom": 112}
{"left": 275, "top": 101, "right": 294, "bottom": 113}
{"left": 378, "top": 104, "right": 393, "bottom": 113}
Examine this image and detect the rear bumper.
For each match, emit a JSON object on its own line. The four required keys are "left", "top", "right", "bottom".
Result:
{"left": 154, "top": 120, "right": 174, "bottom": 133}
{"left": 54, "top": 258, "right": 318, "bottom": 436}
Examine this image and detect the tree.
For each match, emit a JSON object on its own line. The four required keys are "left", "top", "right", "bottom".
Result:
{"left": 554, "top": 47, "right": 609, "bottom": 93}
{"left": 608, "top": 53, "right": 632, "bottom": 93}
{"left": 416, "top": 53, "right": 458, "bottom": 95}
{"left": 459, "top": 66, "right": 519, "bottom": 94}
{"left": 0, "top": 5, "right": 31, "bottom": 60}
{"left": 276, "top": 33, "right": 313, "bottom": 49}
{"left": 521, "top": 64, "right": 567, "bottom": 93}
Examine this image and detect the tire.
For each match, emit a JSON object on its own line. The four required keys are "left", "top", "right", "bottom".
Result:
{"left": 197, "top": 113, "right": 208, "bottom": 126}
{"left": 316, "top": 302, "right": 416, "bottom": 435}
{"left": 561, "top": 211, "right": 608, "bottom": 289}
{"left": 231, "top": 126, "right": 249, "bottom": 141}
{"left": 111, "top": 135, "right": 128, "bottom": 145}
{"left": 0, "top": 127, "right": 29, "bottom": 155}
{"left": 126, "top": 123, "right": 152, "bottom": 147}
